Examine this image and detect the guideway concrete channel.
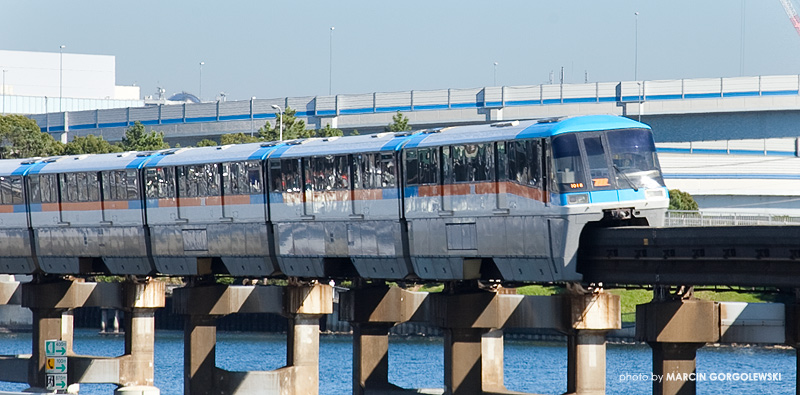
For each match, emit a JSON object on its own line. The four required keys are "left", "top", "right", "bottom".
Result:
{"left": 577, "top": 225, "right": 800, "bottom": 287}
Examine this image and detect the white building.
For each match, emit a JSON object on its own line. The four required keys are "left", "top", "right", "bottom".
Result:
{"left": 0, "top": 49, "right": 143, "bottom": 114}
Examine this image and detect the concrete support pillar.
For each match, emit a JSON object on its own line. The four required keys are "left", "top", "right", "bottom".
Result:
{"left": 352, "top": 323, "right": 397, "bottom": 395}
{"left": 649, "top": 342, "right": 704, "bottom": 395}
{"left": 564, "top": 292, "right": 620, "bottom": 395}
{"left": 567, "top": 330, "right": 609, "bottom": 395}
{"left": 636, "top": 299, "right": 718, "bottom": 395}
{"left": 443, "top": 327, "right": 486, "bottom": 395}
{"left": 61, "top": 309, "right": 75, "bottom": 354}
{"left": 286, "top": 313, "right": 321, "bottom": 393}
{"left": 184, "top": 314, "right": 218, "bottom": 395}
{"left": 121, "top": 309, "right": 156, "bottom": 387}
{"left": 481, "top": 329, "right": 504, "bottom": 392}
{"left": 29, "top": 308, "right": 65, "bottom": 388}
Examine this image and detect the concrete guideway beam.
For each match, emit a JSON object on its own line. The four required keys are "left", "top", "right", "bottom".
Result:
{"left": 175, "top": 283, "right": 333, "bottom": 395}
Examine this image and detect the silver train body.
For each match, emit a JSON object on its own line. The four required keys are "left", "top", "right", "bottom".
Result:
{"left": 0, "top": 115, "right": 669, "bottom": 282}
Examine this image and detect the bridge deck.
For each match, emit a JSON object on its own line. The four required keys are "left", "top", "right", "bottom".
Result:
{"left": 577, "top": 225, "right": 800, "bottom": 287}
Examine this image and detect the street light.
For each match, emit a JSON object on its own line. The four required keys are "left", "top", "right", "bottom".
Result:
{"left": 2, "top": 69, "right": 6, "bottom": 115}
{"left": 59, "top": 45, "right": 65, "bottom": 112}
{"left": 271, "top": 104, "right": 284, "bottom": 141}
{"left": 634, "top": 12, "right": 639, "bottom": 81}
{"left": 199, "top": 61, "right": 205, "bottom": 102}
{"left": 329, "top": 27, "right": 335, "bottom": 95}
{"left": 493, "top": 62, "right": 498, "bottom": 86}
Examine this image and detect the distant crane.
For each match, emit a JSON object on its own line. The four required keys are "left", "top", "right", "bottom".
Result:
{"left": 779, "top": 0, "right": 800, "bottom": 37}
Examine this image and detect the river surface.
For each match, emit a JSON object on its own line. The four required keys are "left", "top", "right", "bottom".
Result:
{"left": 0, "top": 329, "right": 794, "bottom": 394}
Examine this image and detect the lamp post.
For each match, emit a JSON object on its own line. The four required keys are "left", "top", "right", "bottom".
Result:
{"left": 493, "top": 62, "right": 498, "bottom": 86}
{"left": 59, "top": 45, "right": 65, "bottom": 112}
{"left": 2, "top": 69, "right": 6, "bottom": 115}
{"left": 329, "top": 27, "right": 335, "bottom": 95}
{"left": 634, "top": 12, "right": 639, "bottom": 81}
{"left": 271, "top": 104, "right": 284, "bottom": 141}
{"left": 199, "top": 61, "right": 205, "bottom": 102}
{"left": 250, "top": 96, "right": 256, "bottom": 137}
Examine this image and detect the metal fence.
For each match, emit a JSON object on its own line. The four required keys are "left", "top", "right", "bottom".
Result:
{"left": 28, "top": 74, "right": 800, "bottom": 133}
{"left": 665, "top": 210, "right": 800, "bottom": 226}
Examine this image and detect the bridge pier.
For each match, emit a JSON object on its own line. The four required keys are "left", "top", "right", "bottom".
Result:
{"left": 343, "top": 285, "right": 620, "bottom": 395}
{"left": 172, "top": 282, "right": 332, "bottom": 395}
{"left": 20, "top": 278, "right": 165, "bottom": 393}
{"left": 636, "top": 298, "right": 719, "bottom": 395}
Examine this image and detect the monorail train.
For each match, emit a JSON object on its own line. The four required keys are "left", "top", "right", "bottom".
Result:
{"left": 0, "top": 115, "right": 668, "bottom": 282}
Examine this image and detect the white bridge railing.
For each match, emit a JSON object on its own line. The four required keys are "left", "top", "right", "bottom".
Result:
{"left": 664, "top": 210, "right": 800, "bottom": 226}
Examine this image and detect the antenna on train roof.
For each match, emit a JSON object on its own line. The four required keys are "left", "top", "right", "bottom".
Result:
{"left": 490, "top": 120, "right": 520, "bottom": 127}
{"left": 536, "top": 116, "right": 565, "bottom": 124}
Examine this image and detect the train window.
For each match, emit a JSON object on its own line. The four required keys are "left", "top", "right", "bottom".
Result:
{"left": 506, "top": 140, "right": 542, "bottom": 187}
{"left": 405, "top": 150, "right": 419, "bottom": 185}
{"left": 379, "top": 153, "right": 396, "bottom": 187}
{"left": 451, "top": 144, "right": 494, "bottom": 183}
{"left": 206, "top": 164, "right": 220, "bottom": 196}
{"left": 126, "top": 170, "right": 139, "bottom": 200}
{"left": 145, "top": 167, "right": 175, "bottom": 199}
{"left": 418, "top": 148, "right": 439, "bottom": 185}
{"left": 269, "top": 159, "right": 301, "bottom": 193}
{"left": 40, "top": 175, "right": 56, "bottom": 203}
{"left": 583, "top": 137, "right": 613, "bottom": 189}
{"left": 246, "top": 161, "right": 262, "bottom": 193}
{"left": 76, "top": 172, "right": 88, "bottom": 201}
{"left": 28, "top": 176, "right": 41, "bottom": 204}
{"left": 60, "top": 173, "right": 78, "bottom": 202}
{"left": 223, "top": 162, "right": 241, "bottom": 196}
{"left": 552, "top": 134, "right": 587, "bottom": 192}
{"left": 87, "top": 173, "right": 100, "bottom": 202}
{"left": 606, "top": 129, "right": 665, "bottom": 189}
{"left": 352, "top": 154, "right": 364, "bottom": 189}
{"left": 0, "top": 177, "right": 11, "bottom": 204}
{"left": 306, "top": 155, "right": 349, "bottom": 191}
{"left": 10, "top": 177, "right": 22, "bottom": 204}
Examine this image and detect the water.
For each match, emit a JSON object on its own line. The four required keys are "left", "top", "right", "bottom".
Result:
{"left": 0, "top": 329, "right": 794, "bottom": 394}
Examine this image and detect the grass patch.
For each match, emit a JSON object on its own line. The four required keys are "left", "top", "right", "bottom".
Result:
{"left": 515, "top": 285, "right": 562, "bottom": 296}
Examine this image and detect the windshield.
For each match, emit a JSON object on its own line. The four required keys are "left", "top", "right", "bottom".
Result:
{"left": 606, "top": 128, "right": 665, "bottom": 189}
{"left": 552, "top": 134, "right": 587, "bottom": 192}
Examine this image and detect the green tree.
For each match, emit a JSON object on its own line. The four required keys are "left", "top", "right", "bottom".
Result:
{"left": 0, "top": 114, "right": 63, "bottom": 158}
{"left": 120, "top": 121, "right": 169, "bottom": 151}
{"left": 668, "top": 189, "right": 699, "bottom": 211}
{"left": 258, "top": 106, "right": 313, "bottom": 141}
{"left": 317, "top": 123, "right": 343, "bottom": 138}
{"left": 195, "top": 139, "right": 218, "bottom": 147}
{"left": 220, "top": 133, "right": 260, "bottom": 145}
{"left": 63, "top": 134, "right": 123, "bottom": 155}
{"left": 385, "top": 111, "right": 411, "bottom": 132}
{"left": 350, "top": 129, "right": 360, "bottom": 136}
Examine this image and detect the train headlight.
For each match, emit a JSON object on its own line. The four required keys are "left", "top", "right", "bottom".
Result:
{"left": 566, "top": 193, "right": 589, "bottom": 205}
{"left": 645, "top": 188, "right": 666, "bottom": 199}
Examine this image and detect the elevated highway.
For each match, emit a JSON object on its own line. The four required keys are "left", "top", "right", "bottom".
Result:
{"left": 27, "top": 74, "right": 800, "bottom": 145}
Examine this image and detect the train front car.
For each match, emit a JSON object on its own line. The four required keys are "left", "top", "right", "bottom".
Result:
{"left": 545, "top": 116, "right": 669, "bottom": 282}
{"left": 402, "top": 115, "right": 668, "bottom": 283}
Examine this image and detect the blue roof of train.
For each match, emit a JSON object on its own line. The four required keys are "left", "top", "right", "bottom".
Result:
{"left": 23, "top": 151, "right": 158, "bottom": 175}
{"left": 141, "top": 142, "right": 276, "bottom": 167}
{"left": 271, "top": 115, "right": 649, "bottom": 158}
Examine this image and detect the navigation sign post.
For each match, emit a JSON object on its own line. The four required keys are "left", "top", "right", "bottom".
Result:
{"left": 44, "top": 340, "right": 67, "bottom": 392}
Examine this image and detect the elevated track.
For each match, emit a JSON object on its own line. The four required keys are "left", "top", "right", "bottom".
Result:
{"left": 578, "top": 225, "right": 800, "bottom": 287}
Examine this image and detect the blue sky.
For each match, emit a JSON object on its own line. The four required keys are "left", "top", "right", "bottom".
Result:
{"left": 2, "top": 1, "right": 799, "bottom": 101}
